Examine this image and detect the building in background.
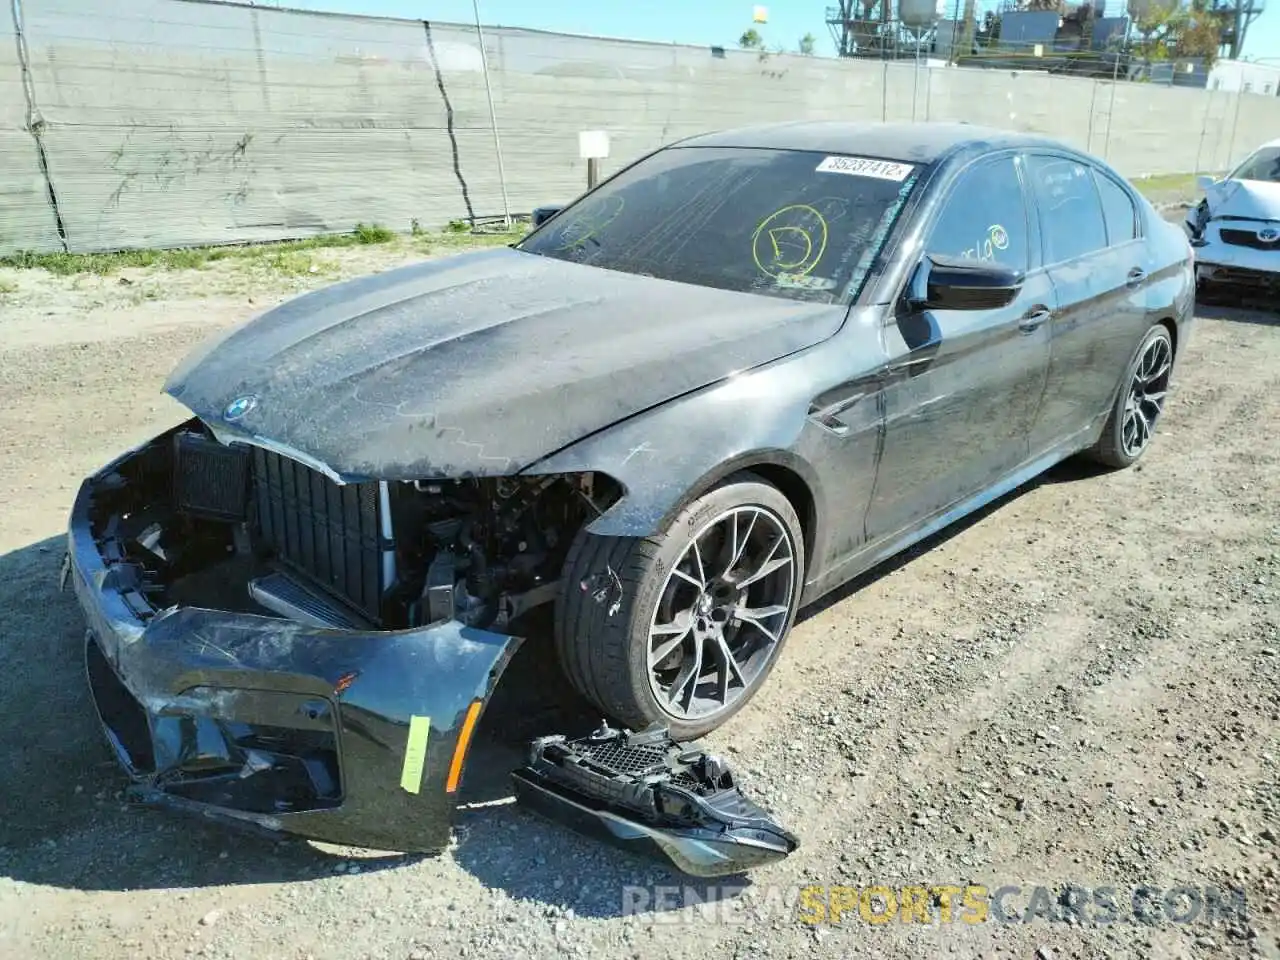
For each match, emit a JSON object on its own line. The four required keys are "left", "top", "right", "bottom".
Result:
{"left": 825, "top": 0, "right": 1269, "bottom": 82}
{"left": 1207, "top": 57, "right": 1280, "bottom": 94}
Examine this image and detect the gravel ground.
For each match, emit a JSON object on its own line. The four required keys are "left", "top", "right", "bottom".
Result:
{"left": 0, "top": 227, "right": 1277, "bottom": 960}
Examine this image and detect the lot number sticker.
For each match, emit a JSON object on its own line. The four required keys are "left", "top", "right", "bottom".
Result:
{"left": 816, "top": 155, "right": 915, "bottom": 181}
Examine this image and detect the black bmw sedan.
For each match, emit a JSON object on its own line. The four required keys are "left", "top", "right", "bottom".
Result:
{"left": 66, "top": 121, "right": 1195, "bottom": 853}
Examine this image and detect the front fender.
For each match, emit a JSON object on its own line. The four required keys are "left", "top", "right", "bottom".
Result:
{"left": 518, "top": 353, "right": 832, "bottom": 541}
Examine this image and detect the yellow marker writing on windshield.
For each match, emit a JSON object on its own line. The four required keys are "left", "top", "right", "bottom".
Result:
{"left": 767, "top": 226, "right": 813, "bottom": 268}
{"left": 554, "top": 195, "right": 626, "bottom": 251}
{"left": 752, "top": 204, "right": 828, "bottom": 278}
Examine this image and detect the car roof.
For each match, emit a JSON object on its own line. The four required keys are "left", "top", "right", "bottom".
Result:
{"left": 671, "top": 120, "right": 1069, "bottom": 165}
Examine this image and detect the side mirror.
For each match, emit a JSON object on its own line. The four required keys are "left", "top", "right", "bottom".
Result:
{"left": 1195, "top": 174, "right": 1217, "bottom": 192}
{"left": 532, "top": 205, "right": 564, "bottom": 228}
{"left": 908, "top": 254, "right": 1024, "bottom": 311}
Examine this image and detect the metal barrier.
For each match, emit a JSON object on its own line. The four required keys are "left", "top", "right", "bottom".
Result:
{"left": 3, "top": 0, "right": 1275, "bottom": 254}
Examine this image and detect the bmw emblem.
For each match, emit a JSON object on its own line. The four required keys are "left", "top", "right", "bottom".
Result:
{"left": 1259, "top": 228, "right": 1279, "bottom": 244}
{"left": 223, "top": 394, "right": 258, "bottom": 422}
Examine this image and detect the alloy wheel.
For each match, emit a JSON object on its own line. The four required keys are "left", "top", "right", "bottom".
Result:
{"left": 647, "top": 505, "right": 797, "bottom": 721}
{"left": 1121, "top": 333, "right": 1172, "bottom": 459}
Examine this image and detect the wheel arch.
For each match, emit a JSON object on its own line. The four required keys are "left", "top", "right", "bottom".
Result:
{"left": 1156, "top": 315, "right": 1178, "bottom": 358}
{"left": 645, "top": 450, "right": 824, "bottom": 573}
{"left": 1103, "top": 315, "right": 1180, "bottom": 415}
{"left": 554, "top": 447, "right": 823, "bottom": 739}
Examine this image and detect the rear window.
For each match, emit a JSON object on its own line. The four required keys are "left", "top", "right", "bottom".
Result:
{"left": 517, "top": 145, "right": 920, "bottom": 304}
{"left": 1094, "top": 171, "right": 1139, "bottom": 244}
{"left": 1024, "top": 154, "right": 1109, "bottom": 264}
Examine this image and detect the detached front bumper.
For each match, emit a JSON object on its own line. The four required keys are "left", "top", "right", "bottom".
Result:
{"left": 65, "top": 448, "right": 521, "bottom": 853}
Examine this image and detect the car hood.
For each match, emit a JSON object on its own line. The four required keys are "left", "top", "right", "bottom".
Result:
{"left": 1206, "top": 178, "right": 1280, "bottom": 221}
{"left": 164, "top": 246, "right": 846, "bottom": 481}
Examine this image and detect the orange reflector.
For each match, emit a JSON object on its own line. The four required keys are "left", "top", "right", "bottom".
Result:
{"left": 444, "top": 699, "right": 483, "bottom": 794}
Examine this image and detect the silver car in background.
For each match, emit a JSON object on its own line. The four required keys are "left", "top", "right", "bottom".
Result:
{"left": 1186, "top": 138, "right": 1280, "bottom": 300}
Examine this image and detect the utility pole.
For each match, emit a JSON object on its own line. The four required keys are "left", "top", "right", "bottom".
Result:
{"left": 472, "top": 0, "right": 512, "bottom": 228}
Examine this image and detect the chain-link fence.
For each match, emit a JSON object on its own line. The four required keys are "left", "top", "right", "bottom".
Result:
{"left": 3, "top": 0, "right": 1277, "bottom": 255}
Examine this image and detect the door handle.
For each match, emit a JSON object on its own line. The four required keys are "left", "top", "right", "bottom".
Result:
{"left": 1018, "top": 305, "right": 1052, "bottom": 333}
{"left": 885, "top": 355, "right": 933, "bottom": 375}
{"left": 1126, "top": 267, "right": 1147, "bottom": 288}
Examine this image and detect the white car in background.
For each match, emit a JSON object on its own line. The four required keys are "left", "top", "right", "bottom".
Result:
{"left": 1185, "top": 137, "right": 1280, "bottom": 300}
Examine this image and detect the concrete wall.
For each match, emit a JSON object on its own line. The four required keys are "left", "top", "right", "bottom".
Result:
{"left": 6, "top": 0, "right": 1280, "bottom": 254}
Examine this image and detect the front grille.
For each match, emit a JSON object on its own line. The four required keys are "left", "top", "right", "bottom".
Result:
{"left": 571, "top": 736, "right": 702, "bottom": 791}
{"left": 578, "top": 738, "right": 671, "bottom": 776}
{"left": 249, "top": 448, "right": 388, "bottom": 622}
{"left": 1220, "top": 228, "right": 1280, "bottom": 251}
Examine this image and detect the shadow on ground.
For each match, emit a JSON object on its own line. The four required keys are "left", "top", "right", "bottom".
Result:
{"left": 1196, "top": 300, "right": 1280, "bottom": 325}
{"left": 799, "top": 454, "right": 1109, "bottom": 623}
{"left": 0, "top": 539, "right": 699, "bottom": 913}
{"left": 0, "top": 453, "right": 1112, "bottom": 907}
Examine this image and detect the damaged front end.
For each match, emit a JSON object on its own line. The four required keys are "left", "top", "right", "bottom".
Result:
{"left": 64, "top": 420, "right": 800, "bottom": 873}
{"left": 1186, "top": 181, "right": 1280, "bottom": 299}
{"left": 65, "top": 422, "right": 525, "bottom": 852}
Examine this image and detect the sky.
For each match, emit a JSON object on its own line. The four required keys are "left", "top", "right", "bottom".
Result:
{"left": 252, "top": 0, "right": 1278, "bottom": 62}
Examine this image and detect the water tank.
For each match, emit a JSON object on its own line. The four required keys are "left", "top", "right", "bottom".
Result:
{"left": 900, "top": 0, "right": 940, "bottom": 28}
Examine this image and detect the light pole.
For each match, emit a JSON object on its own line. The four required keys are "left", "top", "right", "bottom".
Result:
{"left": 473, "top": 0, "right": 512, "bottom": 228}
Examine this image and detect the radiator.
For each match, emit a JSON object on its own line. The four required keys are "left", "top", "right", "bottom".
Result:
{"left": 248, "top": 447, "right": 392, "bottom": 623}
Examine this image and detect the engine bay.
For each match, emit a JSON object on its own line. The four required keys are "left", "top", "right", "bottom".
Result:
{"left": 382, "top": 471, "right": 621, "bottom": 631}
{"left": 89, "top": 418, "right": 622, "bottom": 633}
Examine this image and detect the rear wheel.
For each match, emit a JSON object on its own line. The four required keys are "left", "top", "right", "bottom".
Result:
{"left": 1085, "top": 323, "right": 1174, "bottom": 469}
{"left": 554, "top": 472, "right": 805, "bottom": 740}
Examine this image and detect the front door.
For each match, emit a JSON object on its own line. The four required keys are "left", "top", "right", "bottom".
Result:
{"left": 863, "top": 152, "right": 1054, "bottom": 547}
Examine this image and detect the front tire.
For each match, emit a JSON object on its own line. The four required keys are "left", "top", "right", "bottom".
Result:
{"left": 1085, "top": 323, "right": 1174, "bottom": 469}
{"left": 554, "top": 472, "right": 805, "bottom": 740}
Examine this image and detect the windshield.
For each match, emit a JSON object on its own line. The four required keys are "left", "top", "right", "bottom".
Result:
{"left": 1230, "top": 146, "right": 1280, "bottom": 183}
{"left": 517, "top": 145, "right": 920, "bottom": 304}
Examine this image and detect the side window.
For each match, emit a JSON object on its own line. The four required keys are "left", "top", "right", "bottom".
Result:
{"left": 1024, "top": 153, "right": 1108, "bottom": 264}
{"left": 1094, "top": 170, "right": 1139, "bottom": 245}
{"left": 925, "top": 155, "right": 1030, "bottom": 272}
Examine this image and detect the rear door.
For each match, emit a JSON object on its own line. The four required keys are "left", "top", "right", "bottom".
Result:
{"left": 863, "top": 152, "right": 1054, "bottom": 546}
{"left": 1022, "top": 152, "right": 1151, "bottom": 456}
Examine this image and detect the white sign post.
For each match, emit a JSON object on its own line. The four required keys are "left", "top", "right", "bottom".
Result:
{"left": 579, "top": 130, "right": 610, "bottom": 190}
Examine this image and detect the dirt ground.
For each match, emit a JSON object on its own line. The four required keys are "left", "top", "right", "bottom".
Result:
{"left": 0, "top": 230, "right": 1277, "bottom": 960}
